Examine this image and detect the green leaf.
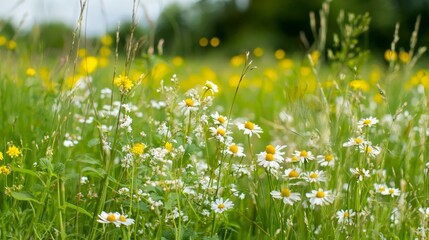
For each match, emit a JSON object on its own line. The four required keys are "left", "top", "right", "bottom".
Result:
{"left": 12, "top": 167, "right": 41, "bottom": 180}
{"left": 87, "top": 138, "right": 100, "bottom": 148}
{"left": 65, "top": 202, "right": 93, "bottom": 218}
{"left": 11, "top": 192, "right": 42, "bottom": 204}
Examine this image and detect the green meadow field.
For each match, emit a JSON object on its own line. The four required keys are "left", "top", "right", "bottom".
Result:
{"left": 2, "top": 2, "right": 429, "bottom": 239}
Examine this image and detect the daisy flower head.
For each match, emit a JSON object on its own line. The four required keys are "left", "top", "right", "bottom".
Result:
{"left": 306, "top": 188, "right": 335, "bottom": 206}
{"left": 117, "top": 214, "right": 135, "bottom": 227}
{"left": 359, "top": 143, "right": 381, "bottom": 158}
{"left": 283, "top": 168, "right": 302, "bottom": 180}
{"left": 265, "top": 144, "right": 287, "bottom": 162}
{"left": 316, "top": 153, "right": 335, "bottom": 167}
{"left": 97, "top": 211, "right": 121, "bottom": 227}
{"left": 357, "top": 116, "right": 379, "bottom": 129}
{"left": 350, "top": 168, "right": 371, "bottom": 182}
{"left": 209, "top": 126, "right": 231, "bottom": 143}
{"left": 336, "top": 209, "right": 356, "bottom": 226}
{"left": 225, "top": 143, "right": 246, "bottom": 158}
{"left": 178, "top": 97, "right": 199, "bottom": 116}
{"left": 285, "top": 155, "right": 300, "bottom": 164}
{"left": 203, "top": 80, "right": 219, "bottom": 94}
{"left": 270, "top": 187, "right": 301, "bottom": 205}
{"left": 374, "top": 183, "right": 388, "bottom": 194}
{"left": 302, "top": 170, "right": 327, "bottom": 183}
{"left": 236, "top": 121, "right": 263, "bottom": 138}
{"left": 384, "top": 187, "right": 401, "bottom": 197}
{"left": 293, "top": 150, "right": 315, "bottom": 163}
{"left": 211, "top": 112, "right": 228, "bottom": 126}
{"left": 343, "top": 136, "right": 366, "bottom": 147}
{"left": 256, "top": 151, "right": 282, "bottom": 170}
{"left": 211, "top": 198, "right": 234, "bottom": 213}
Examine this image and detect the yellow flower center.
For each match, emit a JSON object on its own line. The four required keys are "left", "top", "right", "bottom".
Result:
{"left": 343, "top": 211, "right": 349, "bottom": 218}
{"left": 378, "top": 186, "right": 385, "bottom": 192}
{"left": 289, "top": 170, "right": 299, "bottom": 178}
{"left": 216, "top": 128, "right": 226, "bottom": 136}
{"left": 107, "top": 214, "right": 116, "bottom": 222}
{"left": 363, "top": 119, "right": 372, "bottom": 125}
{"left": 165, "top": 142, "right": 173, "bottom": 153}
{"left": 325, "top": 154, "right": 333, "bottom": 161}
{"left": 265, "top": 153, "right": 275, "bottom": 162}
{"left": 300, "top": 150, "right": 308, "bottom": 157}
{"left": 280, "top": 188, "right": 291, "bottom": 197}
{"left": 365, "top": 146, "right": 373, "bottom": 153}
{"left": 244, "top": 121, "right": 254, "bottom": 130}
{"left": 389, "top": 189, "right": 395, "bottom": 194}
{"left": 291, "top": 156, "right": 299, "bottom": 162}
{"left": 309, "top": 172, "right": 318, "bottom": 179}
{"left": 354, "top": 138, "right": 363, "bottom": 144}
{"left": 316, "top": 191, "right": 325, "bottom": 198}
{"left": 265, "top": 145, "right": 276, "bottom": 154}
{"left": 229, "top": 144, "right": 238, "bottom": 154}
{"left": 218, "top": 203, "right": 225, "bottom": 209}
{"left": 185, "top": 98, "right": 194, "bottom": 107}
{"left": 119, "top": 215, "right": 127, "bottom": 222}
{"left": 217, "top": 116, "right": 225, "bottom": 124}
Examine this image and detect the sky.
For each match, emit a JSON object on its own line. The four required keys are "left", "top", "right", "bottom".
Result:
{"left": 0, "top": 0, "right": 197, "bottom": 36}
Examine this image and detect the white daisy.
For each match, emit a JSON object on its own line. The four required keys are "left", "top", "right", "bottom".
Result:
{"left": 283, "top": 168, "right": 302, "bottom": 180}
{"left": 203, "top": 80, "right": 219, "bottom": 94}
{"left": 270, "top": 187, "right": 301, "bottom": 205}
{"left": 225, "top": 143, "right": 246, "bottom": 158}
{"left": 383, "top": 187, "right": 401, "bottom": 197}
{"left": 302, "top": 170, "right": 327, "bottom": 183}
{"left": 209, "top": 126, "right": 231, "bottom": 142}
{"left": 236, "top": 121, "right": 263, "bottom": 138}
{"left": 349, "top": 168, "right": 371, "bottom": 181}
{"left": 116, "top": 214, "right": 135, "bottom": 227}
{"left": 306, "top": 188, "right": 335, "bottom": 206}
{"left": 265, "top": 144, "right": 287, "bottom": 162}
{"left": 285, "top": 155, "right": 300, "bottom": 164}
{"left": 211, "top": 112, "right": 228, "bottom": 126}
{"left": 316, "top": 153, "right": 335, "bottom": 167}
{"left": 293, "top": 150, "right": 315, "bottom": 163}
{"left": 374, "top": 183, "right": 388, "bottom": 194}
{"left": 211, "top": 198, "right": 234, "bottom": 213}
{"left": 357, "top": 116, "right": 379, "bottom": 129}
{"left": 336, "top": 209, "right": 356, "bottom": 225}
{"left": 359, "top": 143, "right": 381, "bottom": 158}
{"left": 256, "top": 152, "right": 282, "bottom": 170}
{"left": 178, "top": 97, "right": 199, "bottom": 116}
{"left": 343, "top": 136, "right": 366, "bottom": 147}
{"left": 97, "top": 211, "right": 121, "bottom": 227}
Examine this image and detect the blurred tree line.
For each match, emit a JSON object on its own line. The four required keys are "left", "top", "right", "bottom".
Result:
{"left": 1, "top": 0, "right": 428, "bottom": 57}
{"left": 155, "top": 0, "right": 429, "bottom": 56}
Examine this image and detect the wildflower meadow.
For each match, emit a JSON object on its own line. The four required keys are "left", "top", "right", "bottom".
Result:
{"left": 2, "top": 1, "right": 429, "bottom": 239}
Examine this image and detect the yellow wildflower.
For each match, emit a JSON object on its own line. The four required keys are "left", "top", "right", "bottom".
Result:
{"left": 80, "top": 56, "right": 98, "bottom": 74}
{"left": 6, "top": 145, "right": 21, "bottom": 158}
{"left": 0, "top": 166, "right": 11, "bottom": 175}
{"left": 101, "top": 35, "right": 113, "bottom": 46}
{"left": 165, "top": 142, "right": 173, "bottom": 153}
{"left": 131, "top": 143, "right": 145, "bottom": 155}
{"left": 384, "top": 50, "right": 397, "bottom": 62}
{"left": 399, "top": 50, "right": 410, "bottom": 64}
{"left": 114, "top": 75, "right": 134, "bottom": 93}
{"left": 0, "top": 152, "right": 3, "bottom": 160}
{"left": 349, "top": 79, "right": 370, "bottom": 92}
{"left": 26, "top": 68, "right": 36, "bottom": 77}
{"left": 253, "top": 47, "right": 264, "bottom": 57}
{"left": 7, "top": 40, "right": 16, "bottom": 50}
